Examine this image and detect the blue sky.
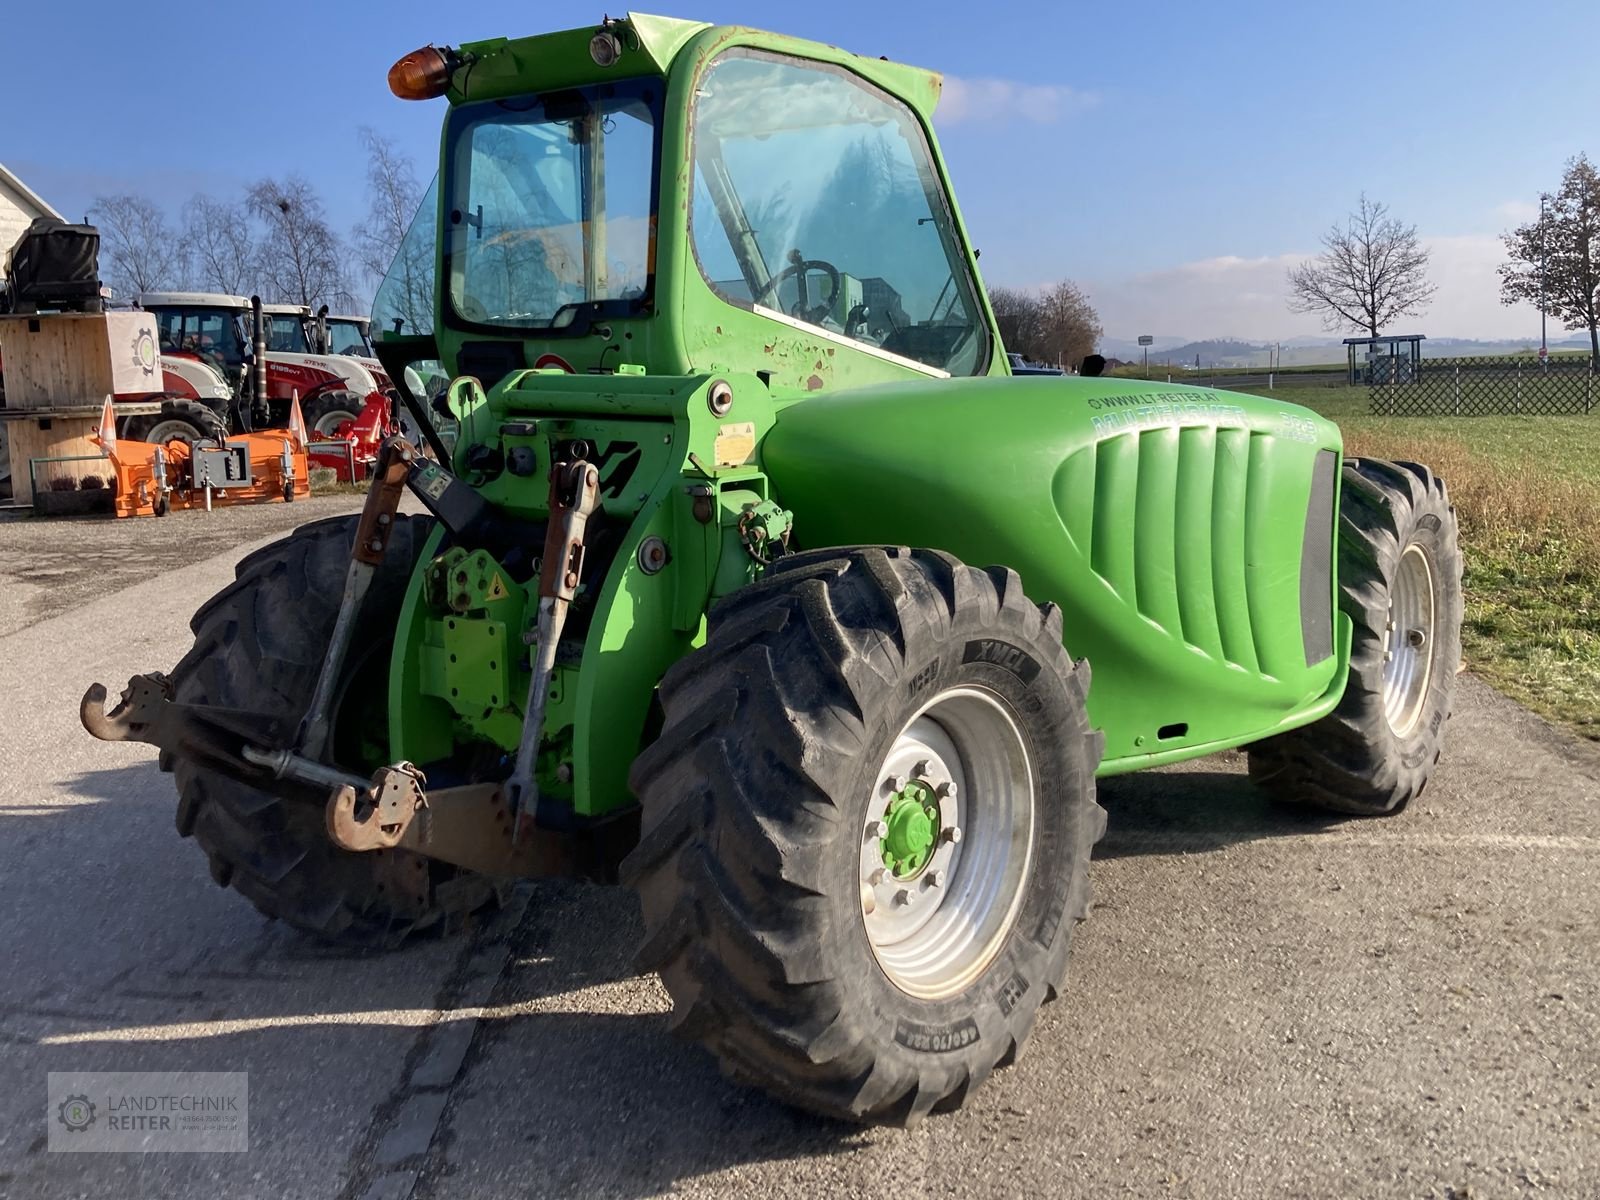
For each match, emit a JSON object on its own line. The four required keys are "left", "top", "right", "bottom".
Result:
{"left": 6, "top": 0, "right": 1595, "bottom": 342}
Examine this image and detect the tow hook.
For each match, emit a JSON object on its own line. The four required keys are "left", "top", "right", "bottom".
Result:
{"left": 81, "top": 671, "right": 385, "bottom": 782}
{"left": 326, "top": 762, "right": 430, "bottom": 852}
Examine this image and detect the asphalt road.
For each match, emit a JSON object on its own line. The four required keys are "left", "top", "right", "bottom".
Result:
{"left": 0, "top": 515, "right": 1596, "bottom": 1199}
{"left": 0, "top": 494, "right": 374, "bottom": 638}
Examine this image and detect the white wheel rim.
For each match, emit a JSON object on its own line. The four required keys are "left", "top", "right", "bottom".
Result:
{"left": 860, "top": 685, "right": 1035, "bottom": 1000}
{"left": 143, "top": 419, "right": 202, "bottom": 446}
{"left": 1381, "top": 543, "right": 1437, "bottom": 737}
{"left": 313, "top": 408, "right": 358, "bottom": 438}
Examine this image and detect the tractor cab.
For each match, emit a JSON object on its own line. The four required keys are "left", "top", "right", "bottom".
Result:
{"left": 371, "top": 17, "right": 998, "bottom": 394}
{"left": 262, "top": 302, "right": 315, "bottom": 353}
{"left": 141, "top": 291, "right": 254, "bottom": 375}
{"left": 324, "top": 314, "right": 376, "bottom": 357}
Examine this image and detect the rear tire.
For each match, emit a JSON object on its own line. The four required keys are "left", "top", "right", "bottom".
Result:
{"left": 301, "top": 390, "right": 364, "bottom": 439}
{"left": 169, "top": 515, "right": 496, "bottom": 947}
{"left": 119, "top": 398, "right": 227, "bottom": 446}
{"left": 623, "top": 547, "right": 1105, "bottom": 1124}
{"left": 1249, "top": 458, "right": 1462, "bottom": 815}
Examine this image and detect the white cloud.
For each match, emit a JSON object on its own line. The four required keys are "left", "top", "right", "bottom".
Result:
{"left": 1494, "top": 199, "right": 1539, "bottom": 225}
{"left": 1084, "top": 235, "right": 1544, "bottom": 343}
{"left": 936, "top": 76, "right": 1096, "bottom": 125}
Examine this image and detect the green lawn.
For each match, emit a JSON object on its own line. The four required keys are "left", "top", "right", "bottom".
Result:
{"left": 1240, "top": 385, "right": 1600, "bottom": 486}
{"left": 1237, "top": 384, "right": 1600, "bottom": 740}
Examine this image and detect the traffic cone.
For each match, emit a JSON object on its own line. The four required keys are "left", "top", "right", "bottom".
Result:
{"left": 92, "top": 394, "right": 117, "bottom": 456}
{"left": 288, "top": 389, "right": 309, "bottom": 451}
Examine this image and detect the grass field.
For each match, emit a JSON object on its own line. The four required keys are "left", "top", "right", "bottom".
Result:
{"left": 1236, "top": 384, "right": 1600, "bottom": 740}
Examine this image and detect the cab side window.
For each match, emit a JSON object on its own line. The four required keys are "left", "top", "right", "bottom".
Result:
{"left": 689, "top": 51, "right": 988, "bottom": 376}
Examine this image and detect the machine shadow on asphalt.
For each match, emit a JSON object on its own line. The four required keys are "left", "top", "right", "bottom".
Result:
{"left": 1094, "top": 755, "right": 1343, "bottom": 860}
{"left": 410, "top": 884, "right": 876, "bottom": 1195}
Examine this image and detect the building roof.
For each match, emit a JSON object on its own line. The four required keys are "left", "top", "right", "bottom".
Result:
{"left": 0, "top": 161, "right": 63, "bottom": 222}
{"left": 1342, "top": 334, "right": 1426, "bottom": 345}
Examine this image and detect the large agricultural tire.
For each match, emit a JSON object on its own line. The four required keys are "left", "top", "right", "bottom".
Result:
{"left": 119, "top": 398, "right": 228, "bottom": 446}
{"left": 623, "top": 546, "right": 1105, "bottom": 1124}
{"left": 1249, "top": 458, "right": 1463, "bottom": 815}
{"left": 301, "top": 390, "right": 364, "bottom": 439}
{"left": 168, "top": 514, "right": 496, "bottom": 948}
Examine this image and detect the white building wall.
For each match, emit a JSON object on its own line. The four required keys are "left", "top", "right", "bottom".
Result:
{"left": 0, "top": 167, "right": 64, "bottom": 270}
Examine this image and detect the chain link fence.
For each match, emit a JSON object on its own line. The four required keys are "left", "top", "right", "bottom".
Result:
{"left": 1368, "top": 356, "right": 1597, "bottom": 415}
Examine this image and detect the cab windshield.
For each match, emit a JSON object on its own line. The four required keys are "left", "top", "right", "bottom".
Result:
{"left": 444, "top": 81, "right": 660, "bottom": 332}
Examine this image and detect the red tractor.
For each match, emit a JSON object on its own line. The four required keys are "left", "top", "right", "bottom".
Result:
{"left": 139, "top": 292, "right": 399, "bottom": 474}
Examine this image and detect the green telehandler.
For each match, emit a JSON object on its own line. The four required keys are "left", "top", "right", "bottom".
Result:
{"left": 82, "top": 14, "right": 1463, "bottom": 1124}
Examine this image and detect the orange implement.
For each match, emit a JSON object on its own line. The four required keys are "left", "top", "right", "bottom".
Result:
{"left": 104, "top": 431, "right": 311, "bottom": 518}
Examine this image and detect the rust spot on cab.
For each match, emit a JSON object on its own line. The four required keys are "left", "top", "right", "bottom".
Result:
{"left": 806, "top": 375, "right": 825, "bottom": 391}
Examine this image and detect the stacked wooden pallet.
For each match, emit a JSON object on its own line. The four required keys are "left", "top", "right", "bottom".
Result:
{"left": 0, "top": 311, "right": 161, "bottom": 504}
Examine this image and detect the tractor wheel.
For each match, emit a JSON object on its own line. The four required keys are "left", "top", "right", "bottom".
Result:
{"left": 1248, "top": 458, "right": 1463, "bottom": 815}
{"left": 623, "top": 547, "right": 1105, "bottom": 1124}
{"left": 119, "top": 398, "right": 227, "bottom": 447}
{"left": 301, "top": 390, "right": 364, "bottom": 439}
{"left": 169, "top": 515, "right": 496, "bottom": 947}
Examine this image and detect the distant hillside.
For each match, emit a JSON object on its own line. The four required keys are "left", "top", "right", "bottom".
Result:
{"left": 1141, "top": 339, "right": 1266, "bottom": 367}
{"left": 1099, "top": 335, "right": 1190, "bottom": 359}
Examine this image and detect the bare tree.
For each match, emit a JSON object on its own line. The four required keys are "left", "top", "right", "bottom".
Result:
{"left": 991, "top": 280, "right": 1102, "bottom": 367}
{"left": 1499, "top": 155, "right": 1600, "bottom": 368}
{"left": 990, "top": 285, "right": 1042, "bottom": 358}
{"left": 352, "top": 128, "right": 422, "bottom": 289}
{"left": 88, "top": 193, "right": 180, "bottom": 300}
{"left": 181, "top": 195, "right": 258, "bottom": 296}
{"left": 248, "top": 176, "right": 351, "bottom": 309}
{"left": 1036, "top": 280, "right": 1103, "bottom": 367}
{"left": 1287, "top": 195, "right": 1436, "bottom": 337}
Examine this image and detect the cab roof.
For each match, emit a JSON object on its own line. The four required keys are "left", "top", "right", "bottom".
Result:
{"left": 447, "top": 11, "right": 944, "bottom": 120}
{"left": 138, "top": 293, "right": 310, "bottom": 317}
{"left": 139, "top": 291, "right": 251, "bottom": 309}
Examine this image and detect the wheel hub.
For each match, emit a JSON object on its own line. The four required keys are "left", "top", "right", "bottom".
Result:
{"left": 880, "top": 782, "right": 940, "bottom": 878}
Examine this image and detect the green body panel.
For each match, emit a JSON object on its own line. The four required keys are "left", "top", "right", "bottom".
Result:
{"left": 760, "top": 376, "right": 1350, "bottom": 772}
{"left": 388, "top": 370, "right": 781, "bottom": 814}
{"left": 370, "top": 12, "right": 1356, "bottom": 822}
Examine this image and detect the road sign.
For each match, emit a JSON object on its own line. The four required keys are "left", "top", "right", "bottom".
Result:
{"left": 1137, "top": 335, "right": 1154, "bottom": 346}
{"left": 1538, "top": 346, "right": 1549, "bottom": 359}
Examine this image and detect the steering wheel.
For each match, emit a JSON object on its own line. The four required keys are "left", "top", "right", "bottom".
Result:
{"left": 752, "top": 250, "right": 842, "bottom": 325}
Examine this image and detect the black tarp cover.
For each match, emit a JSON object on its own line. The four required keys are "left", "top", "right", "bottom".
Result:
{"left": 7, "top": 218, "right": 101, "bottom": 307}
